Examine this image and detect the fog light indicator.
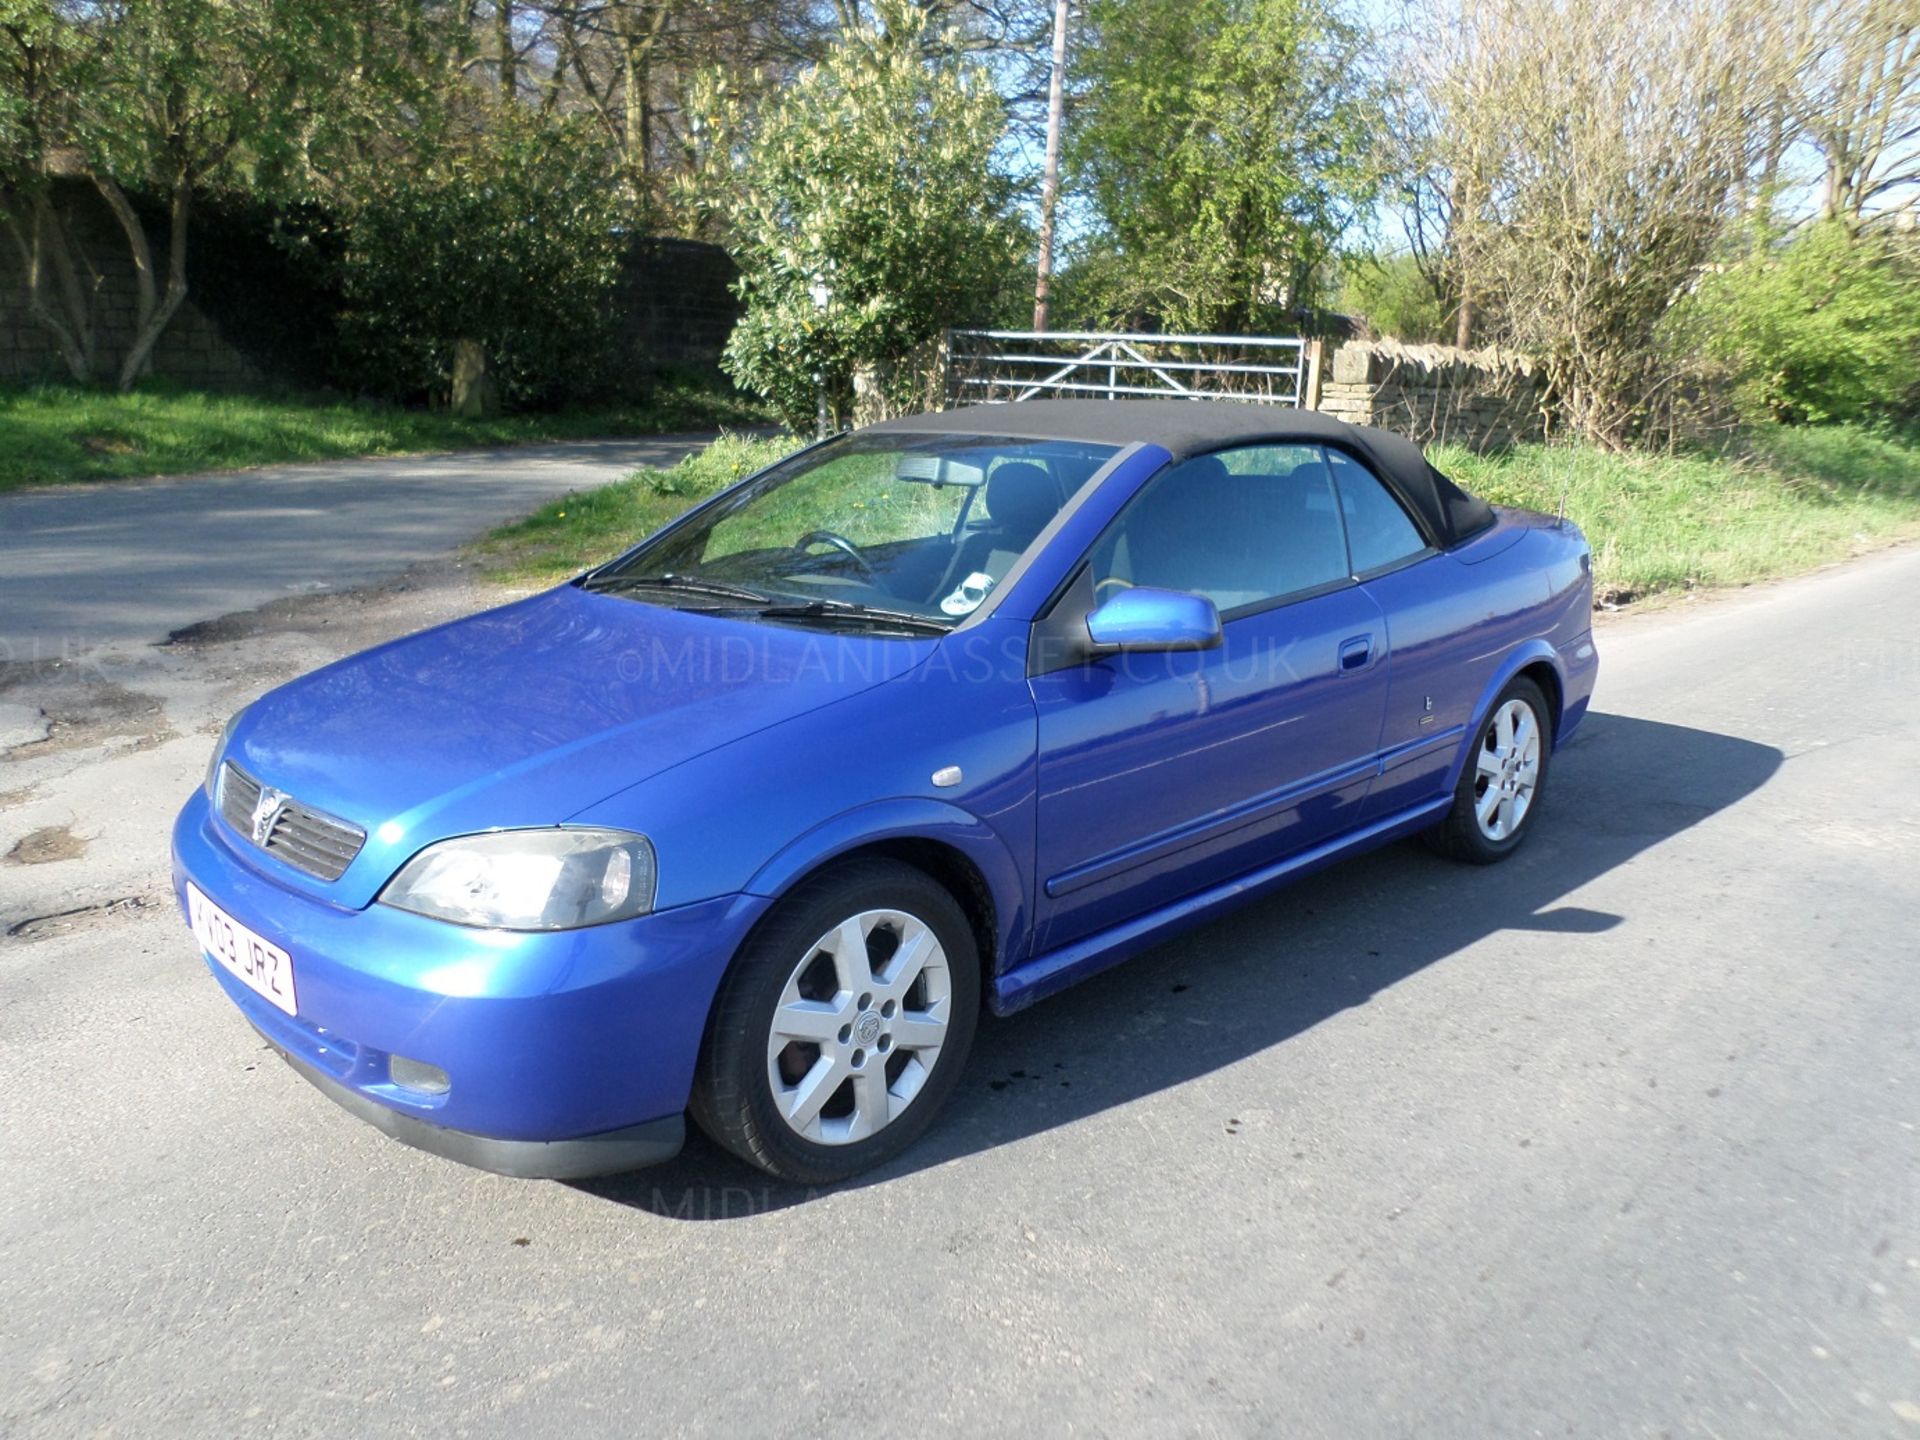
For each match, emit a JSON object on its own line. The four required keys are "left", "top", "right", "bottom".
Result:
{"left": 389, "top": 1054, "right": 450, "bottom": 1096}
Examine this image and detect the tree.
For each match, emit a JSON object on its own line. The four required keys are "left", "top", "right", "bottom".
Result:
{"left": 0, "top": 0, "right": 101, "bottom": 381}
{"left": 1791, "top": 0, "right": 1919, "bottom": 231}
{"left": 1031, "top": 0, "right": 1070, "bottom": 329}
{"left": 514, "top": 1, "right": 801, "bottom": 221}
{"left": 1065, "top": 0, "right": 1383, "bottom": 332}
{"left": 69, "top": 0, "right": 345, "bottom": 391}
{"left": 684, "top": 0, "right": 1025, "bottom": 429}
{"left": 1406, "top": 0, "right": 1789, "bottom": 447}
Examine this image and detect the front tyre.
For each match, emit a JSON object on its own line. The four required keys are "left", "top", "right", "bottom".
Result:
{"left": 1425, "top": 676, "right": 1551, "bottom": 864}
{"left": 690, "top": 859, "right": 981, "bottom": 1184}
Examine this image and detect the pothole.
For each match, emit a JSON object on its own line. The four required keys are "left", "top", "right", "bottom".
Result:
{"left": 5, "top": 893, "right": 156, "bottom": 942}
{"left": 0, "top": 677, "right": 174, "bottom": 762}
{"left": 4, "top": 825, "right": 87, "bottom": 865}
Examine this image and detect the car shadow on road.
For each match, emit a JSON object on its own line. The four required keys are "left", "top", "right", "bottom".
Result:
{"left": 574, "top": 712, "right": 1783, "bottom": 1220}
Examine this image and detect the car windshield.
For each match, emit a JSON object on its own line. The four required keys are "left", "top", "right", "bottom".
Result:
{"left": 585, "top": 432, "right": 1120, "bottom": 630}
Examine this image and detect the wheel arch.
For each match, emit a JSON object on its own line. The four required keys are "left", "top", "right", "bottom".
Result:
{"left": 1443, "top": 641, "right": 1567, "bottom": 793}
{"left": 741, "top": 798, "right": 1028, "bottom": 988}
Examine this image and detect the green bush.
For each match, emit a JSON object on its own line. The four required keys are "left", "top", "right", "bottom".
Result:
{"left": 1339, "top": 253, "right": 1447, "bottom": 342}
{"left": 641, "top": 432, "right": 793, "bottom": 497}
{"left": 334, "top": 111, "right": 627, "bottom": 410}
{"left": 1686, "top": 222, "right": 1920, "bottom": 426}
{"left": 684, "top": 0, "right": 1023, "bottom": 431}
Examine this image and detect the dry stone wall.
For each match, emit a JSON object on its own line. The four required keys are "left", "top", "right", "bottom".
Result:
{"left": 1317, "top": 340, "right": 1550, "bottom": 450}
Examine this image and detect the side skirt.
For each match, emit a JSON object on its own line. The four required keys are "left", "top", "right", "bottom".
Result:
{"left": 991, "top": 795, "right": 1452, "bottom": 1016}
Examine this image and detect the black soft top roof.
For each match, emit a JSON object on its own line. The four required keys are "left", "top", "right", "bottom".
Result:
{"left": 868, "top": 399, "right": 1495, "bottom": 548}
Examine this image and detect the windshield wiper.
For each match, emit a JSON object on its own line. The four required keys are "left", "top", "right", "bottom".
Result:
{"left": 582, "top": 572, "right": 773, "bottom": 604}
{"left": 754, "top": 599, "right": 951, "bottom": 635}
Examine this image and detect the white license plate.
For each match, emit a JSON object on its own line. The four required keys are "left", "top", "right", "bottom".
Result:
{"left": 187, "top": 882, "right": 298, "bottom": 1016}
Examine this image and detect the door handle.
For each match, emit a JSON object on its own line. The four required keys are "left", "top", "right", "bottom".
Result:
{"left": 1339, "top": 635, "right": 1373, "bottom": 672}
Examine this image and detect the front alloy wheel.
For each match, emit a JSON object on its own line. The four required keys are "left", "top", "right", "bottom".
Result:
{"left": 765, "top": 908, "right": 953, "bottom": 1145}
{"left": 693, "top": 859, "right": 980, "bottom": 1183}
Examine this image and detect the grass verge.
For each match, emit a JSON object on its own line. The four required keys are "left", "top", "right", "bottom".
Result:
{"left": 473, "top": 422, "right": 1920, "bottom": 604}
{"left": 471, "top": 432, "right": 801, "bottom": 583}
{"left": 1435, "top": 425, "right": 1920, "bottom": 604}
{"left": 0, "top": 378, "right": 773, "bottom": 493}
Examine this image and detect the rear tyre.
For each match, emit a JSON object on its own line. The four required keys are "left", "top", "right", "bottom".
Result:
{"left": 690, "top": 859, "right": 980, "bottom": 1184}
{"left": 1423, "top": 676, "right": 1551, "bottom": 865}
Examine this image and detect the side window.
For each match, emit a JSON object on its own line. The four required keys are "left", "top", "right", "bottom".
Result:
{"left": 1325, "top": 448, "right": 1427, "bottom": 574}
{"left": 1087, "top": 444, "right": 1351, "bottom": 615}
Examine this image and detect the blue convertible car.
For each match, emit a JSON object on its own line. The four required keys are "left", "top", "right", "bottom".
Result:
{"left": 172, "top": 400, "right": 1596, "bottom": 1182}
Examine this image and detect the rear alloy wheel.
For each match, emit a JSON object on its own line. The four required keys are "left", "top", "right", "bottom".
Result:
{"left": 692, "top": 860, "right": 979, "bottom": 1183}
{"left": 1425, "top": 676, "right": 1551, "bottom": 864}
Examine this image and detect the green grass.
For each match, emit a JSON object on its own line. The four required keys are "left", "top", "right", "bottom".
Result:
{"left": 474, "top": 423, "right": 1920, "bottom": 605}
{"left": 473, "top": 432, "right": 802, "bottom": 583}
{"left": 1433, "top": 425, "right": 1920, "bottom": 603}
{"left": 0, "top": 378, "right": 773, "bottom": 493}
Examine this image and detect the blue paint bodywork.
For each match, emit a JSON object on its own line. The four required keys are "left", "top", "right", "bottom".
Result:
{"left": 172, "top": 429, "right": 1596, "bottom": 1168}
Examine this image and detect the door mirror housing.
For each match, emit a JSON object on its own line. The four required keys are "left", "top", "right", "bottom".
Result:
{"left": 1085, "top": 587, "right": 1222, "bottom": 654}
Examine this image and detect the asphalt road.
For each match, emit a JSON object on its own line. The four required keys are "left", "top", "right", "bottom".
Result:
{"left": 2, "top": 541, "right": 1917, "bottom": 1438}
{"left": 0, "top": 435, "right": 718, "bottom": 657}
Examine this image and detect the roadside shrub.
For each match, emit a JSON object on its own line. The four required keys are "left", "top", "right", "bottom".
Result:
{"left": 1685, "top": 222, "right": 1920, "bottom": 426}
{"left": 334, "top": 111, "right": 626, "bottom": 411}
{"left": 1339, "top": 253, "right": 1448, "bottom": 342}
{"left": 683, "top": 0, "right": 1024, "bottom": 431}
{"left": 643, "top": 433, "right": 794, "bottom": 498}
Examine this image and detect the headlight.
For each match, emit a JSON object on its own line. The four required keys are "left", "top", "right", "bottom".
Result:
{"left": 206, "top": 710, "right": 243, "bottom": 797}
{"left": 378, "top": 828, "right": 657, "bottom": 931}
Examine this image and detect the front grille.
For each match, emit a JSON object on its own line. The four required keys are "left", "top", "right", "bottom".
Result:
{"left": 218, "top": 762, "right": 366, "bottom": 882}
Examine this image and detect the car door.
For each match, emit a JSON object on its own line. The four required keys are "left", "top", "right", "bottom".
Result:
{"left": 1027, "top": 444, "right": 1392, "bottom": 953}
{"left": 1317, "top": 446, "right": 1497, "bottom": 823}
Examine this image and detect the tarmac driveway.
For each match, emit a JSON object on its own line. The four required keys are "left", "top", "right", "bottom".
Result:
{"left": 0, "top": 435, "right": 724, "bottom": 658}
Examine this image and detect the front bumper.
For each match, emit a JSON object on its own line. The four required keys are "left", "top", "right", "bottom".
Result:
{"left": 268, "top": 1036, "right": 686, "bottom": 1179}
{"left": 172, "top": 789, "right": 771, "bottom": 1177}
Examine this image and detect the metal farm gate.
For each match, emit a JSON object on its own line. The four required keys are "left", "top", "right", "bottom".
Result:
{"left": 943, "top": 329, "right": 1317, "bottom": 409}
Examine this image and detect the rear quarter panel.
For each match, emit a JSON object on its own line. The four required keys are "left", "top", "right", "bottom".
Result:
{"left": 1361, "top": 510, "right": 1594, "bottom": 820}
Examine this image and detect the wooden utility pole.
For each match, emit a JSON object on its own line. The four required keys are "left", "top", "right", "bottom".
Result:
{"left": 1032, "top": 0, "right": 1070, "bottom": 332}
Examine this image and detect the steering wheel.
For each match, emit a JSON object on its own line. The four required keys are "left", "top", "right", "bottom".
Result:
{"left": 792, "top": 529, "right": 875, "bottom": 580}
{"left": 1093, "top": 575, "right": 1135, "bottom": 600}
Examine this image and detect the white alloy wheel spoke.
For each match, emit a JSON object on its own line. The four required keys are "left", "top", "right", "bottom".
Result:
{"left": 891, "top": 1010, "right": 946, "bottom": 1053}
{"left": 1512, "top": 710, "right": 1536, "bottom": 759}
{"left": 878, "top": 922, "right": 936, "bottom": 993}
{"left": 772, "top": 999, "right": 845, "bottom": 1046}
{"left": 824, "top": 916, "right": 875, "bottom": 993}
{"left": 783, "top": 1052, "right": 846, "bottom": 1135}
{"left": 848, "top": 1065, "right": 892, "bottom": 1140}
{"left": 1476, "top": 782, "right": 1503, "bottom": 826}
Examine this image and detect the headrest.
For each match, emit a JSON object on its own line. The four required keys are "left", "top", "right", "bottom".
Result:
{"left": 1182, "top": 454, "right": 1232, "bottom": 485}
{"left": 986, "top": 462, "right": 1062, "bottom": 540}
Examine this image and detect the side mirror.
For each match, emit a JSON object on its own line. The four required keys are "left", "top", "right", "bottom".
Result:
{"left": 1085, "top": 587, "right": 1222, "bottom": 654}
